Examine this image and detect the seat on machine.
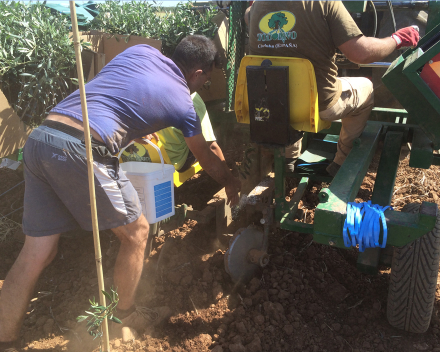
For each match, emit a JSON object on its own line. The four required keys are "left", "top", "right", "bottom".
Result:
{"left": 235, "top": 55, "right": 331, "bottom": 133}
{"left": 119, "top": 140, "right": 202, "bottom": 187}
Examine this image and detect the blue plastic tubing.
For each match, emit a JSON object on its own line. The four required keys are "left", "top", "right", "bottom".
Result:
{"left": 343, "top": 201, "right": 392, "bottom": 252}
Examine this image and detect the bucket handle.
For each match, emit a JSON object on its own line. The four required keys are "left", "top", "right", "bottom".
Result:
{"left": 143, "top": 139, "right": 166, "bottom": 177}
{"left": 117, "top": 140, "right": 134, "bottom": 160}
{"left": 117, "top": 139, "right": 166, "bottom": 177}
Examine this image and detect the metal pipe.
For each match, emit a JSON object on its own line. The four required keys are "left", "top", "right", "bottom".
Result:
{"left": 359, "top": 62, "right": 392, "bottom": 68}
{"left": 371, "top": 1, "right": 428, "bottom": 10}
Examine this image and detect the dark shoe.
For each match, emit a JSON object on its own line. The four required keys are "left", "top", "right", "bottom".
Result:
{"left": 121, "top": 306, "right": 172, "bottom": 333}
{"left": 326, "top": 162, "right": 341, "bottom": 177}
{"left": 285, "top": 158, "right": 297, "bottom": 172}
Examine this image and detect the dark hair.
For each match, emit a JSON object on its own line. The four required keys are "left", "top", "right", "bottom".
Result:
{"left": 171, "top": 35, "right": 221, "bottom": 74}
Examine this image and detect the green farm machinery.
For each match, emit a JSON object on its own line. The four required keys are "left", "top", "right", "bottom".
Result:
{"left": 216, "top": 1, "right": 440, "bottom": 334}
{"left": 148, "top": 1, "right": 440, "bottom": 334}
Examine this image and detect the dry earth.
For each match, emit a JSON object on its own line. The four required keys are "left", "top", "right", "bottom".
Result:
{"left": 0, "top": 142, "right": 439, "bottom": 352}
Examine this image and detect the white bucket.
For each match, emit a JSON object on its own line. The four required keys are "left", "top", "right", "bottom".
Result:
{"left": 119, "top": 140, "right": 175, "bottom": 224}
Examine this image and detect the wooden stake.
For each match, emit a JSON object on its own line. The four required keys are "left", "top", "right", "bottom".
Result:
{"left": 69, "top": 2, "right": 110, "bottom": 351}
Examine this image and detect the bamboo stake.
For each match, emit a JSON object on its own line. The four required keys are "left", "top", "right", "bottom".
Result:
{"left": 69, "top": 2, "right": 110, "bottom": 351}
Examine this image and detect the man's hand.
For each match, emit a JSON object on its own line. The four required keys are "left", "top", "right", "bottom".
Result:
{"left": 392, "top": 26, "right": 420, "bottom": 50}
{"left": 225, "top": 177, "right": 241, "bottom": 206}
{"left": 134, "top": 133, "right": 159, "bottom": 145}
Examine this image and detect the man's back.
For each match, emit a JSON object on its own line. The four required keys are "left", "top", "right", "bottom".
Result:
{"left": 52, "top": 45, "right": 201, "bottom": 154}
{"left": 249, "top": 1, "right": 361, "bottom": 111}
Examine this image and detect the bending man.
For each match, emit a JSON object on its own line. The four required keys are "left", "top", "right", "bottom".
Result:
{"left": 0, "top": 35, "right": 240, "bottom": 350}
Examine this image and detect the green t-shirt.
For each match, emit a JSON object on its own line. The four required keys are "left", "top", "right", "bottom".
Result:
{"left": 157, "top": 92, "right": 216, "bottom": 170}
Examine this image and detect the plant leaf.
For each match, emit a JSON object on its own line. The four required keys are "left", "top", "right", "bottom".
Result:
{"left": 111, "top": 316, "right": 122, "bottom": 324}
{"left": 76, "top": 315, "right": 89, "bottom": 323}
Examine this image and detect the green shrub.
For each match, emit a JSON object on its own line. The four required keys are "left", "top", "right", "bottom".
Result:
{"left": 91, "top": 1, "right": 219, "bottom": 57}
{"left": 91, "top": 1, "right": 161, "bottom": 39}
{"left": 0, "top": 1, "right": 219, "bottom": 127}
{"left": 159, "top": 2, "right": 219, "bottom": 57}
{"left": 0, "top": 1, "right": 78, "bottom": 126}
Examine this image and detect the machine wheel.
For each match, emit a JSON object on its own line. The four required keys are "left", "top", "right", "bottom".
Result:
{"left": 387, "top": 203, "right": 440, "bottom": 333}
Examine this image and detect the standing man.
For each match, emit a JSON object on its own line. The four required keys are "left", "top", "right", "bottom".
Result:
{"left": 0, "top": 35, "right": 240, "bottom": 350}
{"left": 245, "top": 1, "right": 419, "bottom": 176}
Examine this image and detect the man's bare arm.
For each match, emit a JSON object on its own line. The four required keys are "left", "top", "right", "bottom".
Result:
{"left": 207, "top": 141, "right": 225, "bottom": 161}
{"left": 185, "top": 134, "right": 240, "bottom": 205}
{"left": 244, "top": 6, "right": 251, "bottom": 26}
{"left": 338, "top": 35, "right": 397, "bottom": 65}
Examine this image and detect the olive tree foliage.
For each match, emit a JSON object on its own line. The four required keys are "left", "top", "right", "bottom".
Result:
{"left": 92, "top": 1, "right": 219, "bottom": 57}
{"left": 0, "top": 1, "right": 79, "bottom": 126}
{"left": 0, "top": 1, "right": 219, "bottom": 126}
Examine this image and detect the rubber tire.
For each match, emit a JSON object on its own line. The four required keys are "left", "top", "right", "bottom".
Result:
{"left": 387, "top": 203, "right": 440, "bottom": 333}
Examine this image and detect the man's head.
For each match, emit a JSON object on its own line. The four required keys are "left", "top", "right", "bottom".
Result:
{"left": 171, "top": 35, "right": 221, "bottom": 93}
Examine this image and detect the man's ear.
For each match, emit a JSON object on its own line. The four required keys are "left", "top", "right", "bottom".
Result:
{"left": 193, "top": 69, "right": 204, "bottom": 79}
{"left": 187, "top": 69, "right": 201, "bottom": 82}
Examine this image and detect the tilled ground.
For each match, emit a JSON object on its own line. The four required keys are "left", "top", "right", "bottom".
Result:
{"left": 0, "top": 147, "right": 439, "bottom": 352}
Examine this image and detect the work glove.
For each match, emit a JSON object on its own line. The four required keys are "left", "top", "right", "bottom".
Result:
{"left": 391, "top": 26, "right": 420, "bottom": 49}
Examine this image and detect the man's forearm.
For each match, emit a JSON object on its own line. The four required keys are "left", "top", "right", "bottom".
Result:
{"left": 209, "top": 141, "right": 225, "bottom": 161}
{"left": 200, "top": 152, "right": 235, "bottom": 187}
{"left": 340, "top": 36, "right": 397, "bottom": 64}
{"left": 186, "top": 134, "right": 240, "bottom": 205}
{"left": 186, "top": 135, "right": 236, "bottom": 187}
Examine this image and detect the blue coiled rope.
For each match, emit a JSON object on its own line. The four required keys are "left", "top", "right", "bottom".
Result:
{"left": 343, "top": 201, "right": 392, "bottom": 252}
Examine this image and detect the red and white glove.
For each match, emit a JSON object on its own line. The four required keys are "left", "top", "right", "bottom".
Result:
{"left": 391, "top": 26, "right": 420, "bottom": 49}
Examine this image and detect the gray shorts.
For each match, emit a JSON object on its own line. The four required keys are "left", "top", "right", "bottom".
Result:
{"left": 22, "top": 125, "right": 142, "bottom": 237}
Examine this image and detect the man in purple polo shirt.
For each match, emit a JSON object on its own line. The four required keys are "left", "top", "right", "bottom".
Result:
{"left": 0, "top": 35, "right": 241, "bottom": 349}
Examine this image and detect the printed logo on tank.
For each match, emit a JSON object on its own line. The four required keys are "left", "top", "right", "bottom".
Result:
{"left": 257, "top": 11, "right": 297, "bottom": 48}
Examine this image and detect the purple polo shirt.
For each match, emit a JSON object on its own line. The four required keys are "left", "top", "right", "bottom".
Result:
{"left": 51, "top": 45, "right": 201, "bottom": 154}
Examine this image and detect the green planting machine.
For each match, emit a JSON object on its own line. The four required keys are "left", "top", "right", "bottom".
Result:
{"left": 219, "top": 1, "right": 440, "bottom": 334}
{"left": 151, "top": 1, "right": 440, "bottom": 334}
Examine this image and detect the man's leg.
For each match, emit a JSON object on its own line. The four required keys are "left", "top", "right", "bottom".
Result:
{"left": 111, "top": 214, "right": 172, "bottom": 334}
{"left": 111, "top": 214, "right": 149, "bottom": 311}
{"left": 0, "top": 234, "right": 60, "bottom": 343}
{"left": 320, "top": 77, "right": 374, "bottom": 175}
{"left": 285, "top": 139, "right": 302, "bottom": 171}
{"left": 286, "top": 139, "right": 302, "bottom": 159}
{"left": 334, "top": 77, "right": 374, "bottom": 166}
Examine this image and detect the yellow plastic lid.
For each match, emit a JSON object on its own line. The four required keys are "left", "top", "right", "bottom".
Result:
{"left": 235, "top": 55, "right": 331, "bottom": 133}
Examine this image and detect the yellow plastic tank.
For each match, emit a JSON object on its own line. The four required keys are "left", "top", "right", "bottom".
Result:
{"left": 235, "top": 55, "right": 331, "bottom": 133}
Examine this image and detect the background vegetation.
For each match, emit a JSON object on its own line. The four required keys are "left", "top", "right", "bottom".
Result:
{"left": 0, "top": 1, "right": 219, "bottom": 126}
{"left": 91, "top": 1, "right": 219, "bottom": 56}
{"left": 0, "top": 1, "right": 78, "bottom": 126}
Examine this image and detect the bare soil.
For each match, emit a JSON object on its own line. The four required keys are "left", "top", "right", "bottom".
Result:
{"left": 1, "top": 144, "right": 440, "bottom": 352}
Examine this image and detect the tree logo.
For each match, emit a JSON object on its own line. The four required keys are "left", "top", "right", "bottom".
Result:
{"left": 258, "top": 11, "right": 296, "bottom": 43}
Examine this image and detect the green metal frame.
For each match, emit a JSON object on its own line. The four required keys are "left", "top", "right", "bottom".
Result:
{"left": 382, "top": 22, "right": 440, "bottom": 150}
{"left": 222, "top": 3, "right": 440, "bottom": 276}
{"left": 273, "top": 115, "right": 438, "bottom": 256}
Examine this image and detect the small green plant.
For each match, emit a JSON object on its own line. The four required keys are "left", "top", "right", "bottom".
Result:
{"left": 76, "top": 287, "right": 121, "bottom": 339}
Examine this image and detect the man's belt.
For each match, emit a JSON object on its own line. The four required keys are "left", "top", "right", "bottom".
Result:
{"left": 42, "top": 119, "right": 105, "bottom": 147}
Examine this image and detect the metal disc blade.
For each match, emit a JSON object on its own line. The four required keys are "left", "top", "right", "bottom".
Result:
{"left": 224, "top": 227, "right": 266, "bottom": 284}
